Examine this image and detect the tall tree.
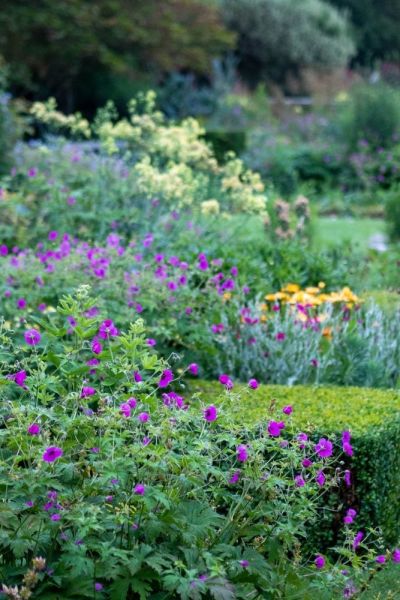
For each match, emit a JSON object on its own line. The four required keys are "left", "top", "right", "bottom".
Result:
{"left": 328, "top": 0, "right": 400, "bottom": 65}
{"left": 220, "top": 0, "right": 355, "bottom": 90}
{"left": 0, "top": 0, "right": 233, "bottom": 112}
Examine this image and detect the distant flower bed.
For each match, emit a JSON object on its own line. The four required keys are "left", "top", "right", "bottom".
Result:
{"left": 0, "top": 227, "right": 398, "bottom": 389}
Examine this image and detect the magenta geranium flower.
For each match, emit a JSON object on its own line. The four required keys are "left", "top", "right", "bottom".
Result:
{"left": 158, "top": 369, "right": 174, "bottom": 388}
{"left": 133, "top": 371, "right": 142, "bottom": 382}
{"left": 17, "top": 298, "right": 27, "bottom": 310}
{"left": 91, "top": 339, "right": 103, "bottom": 354}
{"left": 98, "top": 319, "right": 119, "bottom": 339}
{"left": 236, "top": 445, "right": 248, "bottom": 462}
{"left": 119, "top": 403, "right": 131, "bottom": 418}
{"left": 127, "top": 397, "right": 137, "bottom": 409}
{"left": 248, "top": 378, "right": 259, "bottom": 389}
{"left": 314, "top": 555, "right": 325, "bottom": 569}
{"left": 188, "top": 363, "right": 199, "bottom": 376}
{"left": 24, "top": 328, "right": 41, "bottom": 346}
{"left": 11, "top": 370, "right": 27, "bottom": 388}
{"left": 342, "top": 430, "right": 354, "bottom": 456}
{"left": 314, "top": 438, "right": 333, "bottom": 458}
{"left": 28, "top": 423, "right": 40, "bottom": 436}
{"left": 204, "top": 405, "right": 217, "bottom": 422}
{"left": 375, "top": 555, "right": 386, "bottom": 564}
{"left": 81, "top": 386, "right": 96, "bottom": 398}
{"left": 197, "top": 253, "right": 208, "bottom": 270}
{"left": 219, "top": 374, "right": 233, "bottom": 389}
{"left": 392, "top": 549, "right": 400, "bottom": 563}
{"left": 211, "top": 323, "right": 224, "bottom": 334}
{"left": 42, "top": 446, "right": 63, "bottom": 463}
{"left": 344, "top": 469, "right": 351, "bottom": 487}
{"left": 344, "top": 508, "right": 357, "bottom": 524}
{"left": 297, "top": 432, "right": 308, "bottom": 448}
{"left": 282, "top": 405, "right": 293, "bottom": 415}
{"left": 294, "top": 475, "right": 305, "bottom": 487}
{"left": 138, "top": 412, "right": 149, "bottom": 423}
{"left": 267, "top": 420, "right": 285, "bottom": 437}
{"left": 316, "top": 470, "right": 325, "bottom": 486}
{"left": 133, "top": 484, "right": 145, "bottom": 495}
{"left": 352, "top": 531, "right": 364, "bottom": 550}
{"left": 228, "top": 471, "right": 240, "bottom": 484}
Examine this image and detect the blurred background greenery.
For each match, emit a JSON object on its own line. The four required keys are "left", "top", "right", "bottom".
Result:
{"left": 0, "top": 0, "right": 399, "bottom": 114}
{"left": 1, "top": 0, "right": 400, "bottom": 241}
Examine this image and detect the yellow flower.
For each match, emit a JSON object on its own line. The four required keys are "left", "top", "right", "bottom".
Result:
{"left": 297, "top": 312, "right": 308, "bottom": 323}
{"left": 282, "top": 283, "right": 300, "bottom": 293}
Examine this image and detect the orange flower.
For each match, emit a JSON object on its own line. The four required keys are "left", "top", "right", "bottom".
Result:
{"left": 322, "top": 327, "right": 332, "bottom": 340}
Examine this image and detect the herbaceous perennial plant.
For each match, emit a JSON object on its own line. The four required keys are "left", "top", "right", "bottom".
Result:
{"left": 0, "top": 287, "right": 398, "bottom": 599}
{"left": 1, "top": 224, "right": 399, "bottom": 389}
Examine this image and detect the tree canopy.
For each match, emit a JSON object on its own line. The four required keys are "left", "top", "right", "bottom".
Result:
{"left": 328, "top": 0, "right": 400, "bottom": 65}
{"left": 0, "top": 0, "right": 234, "bottom": 112}
{"left": 220, "top": 0, "right": 355, "bottom": 89}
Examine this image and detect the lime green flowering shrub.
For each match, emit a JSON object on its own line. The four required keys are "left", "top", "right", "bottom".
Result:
{"left": 31, "top": 98, "right": 91, "bottom": 139}
{"left": 27, "top": 91, "right": 268, "bottom": 218}
{"left": 0, "top": 289, "right": 398, "bottom": 599}
{"left": 190, "top": 381, "right": 400, "bottom": 547}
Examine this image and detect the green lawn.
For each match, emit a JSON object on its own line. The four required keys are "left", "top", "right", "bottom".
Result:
{"left": 219, "top": 215, "right": 387, "bottom": 254}
{"left": 313, "top": 217, "right": 386, "bottom": 251}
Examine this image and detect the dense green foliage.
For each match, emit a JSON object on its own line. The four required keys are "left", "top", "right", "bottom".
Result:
{"left": 1, "top": 289, "right": 391, "bottom": 599}
{"left": 0, "top": 87, "right": 400, "bottom": 596}
{"left": 0, "top": 0, "right": 400, "bottom": 591}
{"left": 328, "top": 0, "right": 400, "bottom": 66}
{"left": 190, "top": 381, "right": 400, "bottom": 545}
{"left": 339, "top": 84, "right": 400, "bottom": 149}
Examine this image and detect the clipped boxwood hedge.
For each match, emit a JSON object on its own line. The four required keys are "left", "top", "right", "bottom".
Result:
{"left": 189, "top": 381, "right": 400, "bottom": 547}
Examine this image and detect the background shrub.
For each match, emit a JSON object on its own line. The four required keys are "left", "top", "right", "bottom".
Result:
{"left": 339, "top": 84, "right": 400, "bottom": 149}
{"left": 220, "top": 0, "right": 354, "bottom": 89}
{"left": 0, "top": 63, "right": 20, "bottom": 176}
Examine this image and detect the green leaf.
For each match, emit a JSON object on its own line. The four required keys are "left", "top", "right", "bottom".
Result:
{"left": 109, "top": 578, "right": 130, "bottom": 600}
